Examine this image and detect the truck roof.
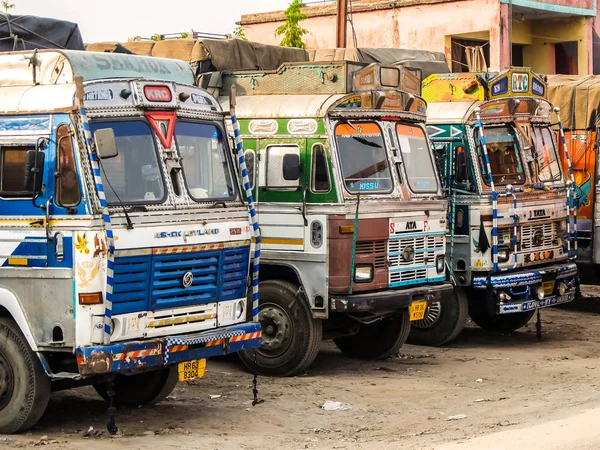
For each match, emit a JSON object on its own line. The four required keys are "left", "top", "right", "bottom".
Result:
{"left": 0, "top": 49, "right": 194, "bottom": 87}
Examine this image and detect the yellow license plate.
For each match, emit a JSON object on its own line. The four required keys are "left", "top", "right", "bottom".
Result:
{"left": 409, "top": 301, "right": 427, "bottom": 321}
{"left": 542, "top": 280, "right": 555, "bottom": 295}
{"left": 178, "top": 359, "right": 206, "bottom": 382}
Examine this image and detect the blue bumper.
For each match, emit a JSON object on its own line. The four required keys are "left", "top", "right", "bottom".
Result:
{"left": 472, "top": 262, "right": 578, "bottom": 289}
{"left": 76, "top": 322, "right": 261, "bottom": 377}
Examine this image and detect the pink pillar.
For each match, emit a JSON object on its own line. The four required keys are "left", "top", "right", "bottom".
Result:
{"left": 498, "top": 3, "right": 510, "bottom": 70}
{"left": 586, "top": 17, "right": 593, "bottom": 75}
{"left": 489, "top": 3, "right": 510, "bottom": 71}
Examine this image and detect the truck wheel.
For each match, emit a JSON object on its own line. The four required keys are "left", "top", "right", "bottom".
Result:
{"left": 408, "top": 288, "right": 468, "bottom": 346}
{"left": 239, "top": 280, "right": 322, "bottom": 377}
{"left": 94, "top": 366, "right": 178, "bottom": 407}
{"left": 333, "top": 311, "right": 410, "bottom": 360}
{"left": 469, "top": 309, "right": 535, "bottom": 332}
{"left": 0, "top": 318, "right": 50, "bottom": 434}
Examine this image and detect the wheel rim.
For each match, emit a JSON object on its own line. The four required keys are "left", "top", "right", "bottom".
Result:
{"left": 256, "top": 302, "right": 294, "bottom": 358}
{"left": 412, "top": 301, "right": 442, "bottom": 329}
{"left": 0, "top": 351, "right": 15, "bottom": 411}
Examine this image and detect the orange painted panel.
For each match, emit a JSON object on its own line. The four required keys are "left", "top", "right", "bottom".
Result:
{"left": 558, "top": 130, "right": 595, "bottom": 230}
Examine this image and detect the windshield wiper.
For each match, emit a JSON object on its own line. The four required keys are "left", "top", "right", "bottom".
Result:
{"left": 351, "top": 135, "right": 382, "bottom": 148}
{"left": 96, "top": 160, "right": 134, "bottom": 230}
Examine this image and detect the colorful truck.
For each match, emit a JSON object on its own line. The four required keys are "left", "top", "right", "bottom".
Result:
{"left": 547, "top": 75, "right": 600, "bottom": 285}
{"left": 200, "top": 61, "right": 453, "bottom": 376}
{"left": 416, "top": 69, "right": 578, "bottom": 345}
{"left": 0, "top": 49, "right": 261, "bottom": 433}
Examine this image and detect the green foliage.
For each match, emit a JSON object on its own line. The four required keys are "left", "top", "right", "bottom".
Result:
{"left": 274, "top": 0, "right": 308, "bottom": 49}
{"left": 232, "top": 26, "right": 248, "bottom": 41}
{"left": 180, "top": 32, "right": 189, "bottom": 39}
{"left": 150, "top": 34, "right": 163, "bottom": 42}
{"left": 2, "top": 1, "right": 15, "bottom": 13}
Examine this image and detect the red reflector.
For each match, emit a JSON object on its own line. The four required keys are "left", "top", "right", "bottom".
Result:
{"left": 144, "top": 85, "right": 172, "bottom": 102}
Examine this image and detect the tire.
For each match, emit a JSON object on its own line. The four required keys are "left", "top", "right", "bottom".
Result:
{"left": 408, "top": 288, "right": 468, "bottom": 346}
{"left": 94, "top": 365, "right": 178, "bottom": 407}
{"left": 239, "top": 280, "right": 322, "bottom": 377}
{"left": 333, "top": 311, "right": 411, "bottom": 360}
{"left": 469, "top": 308, "right": 535, "bottom": 332}
{"left": 0, "top": 318, "right": 50, "bottom": 434}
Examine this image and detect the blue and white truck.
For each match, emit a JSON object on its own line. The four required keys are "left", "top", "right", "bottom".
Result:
{"left": 0, "top": 49, "right": 261, "bottom": 433}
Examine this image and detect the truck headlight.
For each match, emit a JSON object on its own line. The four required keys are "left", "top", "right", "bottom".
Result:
{"left": 236, "top": 300, "right": 245, "bottom": 319}
{"left": 497, "top": 247, "right": 510, "bottom": 263}
{"left": 354, "top": 264, "right": 374, "bottom": 282}
{"left": 436, "top": 255, "right": 445, "bottom": 274}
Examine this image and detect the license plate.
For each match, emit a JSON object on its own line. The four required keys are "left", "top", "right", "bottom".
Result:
{"left": 409, "top": 301, "right": 427, "bottom": 321}
{"left": 542, "top": 280, "right": 555, "bottom": 295}
{"left": 222, "top": 303, "right": 234, "bottom": 320}
{"left": 178, "top": 359, "right": 206, "bottom": 382}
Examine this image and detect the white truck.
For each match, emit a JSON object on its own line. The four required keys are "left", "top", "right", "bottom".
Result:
{"left": 0, "top": 49, "right": 261, "bottom": 433}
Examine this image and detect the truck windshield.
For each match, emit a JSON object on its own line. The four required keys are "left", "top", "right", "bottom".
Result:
{"left": 475, "top": 125, "right": 525, "bottom": 186}
{"left": 531, "top": 126, "right": 562, "bottom": 182}
{"left": 89, "top": 120, "right": 166, "bottom": 204}
{"left": 335, "top": 121, "right": 393, "bottom": 194}
{"left": 175, "top": 121, "right": 235, "bottom": 201}
{"left": 396, "top": 123, "right": 438, "bottom": 192}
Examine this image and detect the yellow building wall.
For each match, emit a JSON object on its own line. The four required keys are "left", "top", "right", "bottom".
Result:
{"left": 523, "top": 17, "right": 589, "bottom": 75}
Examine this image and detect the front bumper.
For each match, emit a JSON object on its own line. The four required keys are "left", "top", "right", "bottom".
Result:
{"left": 330, "top": 282, "right": 453, "bottom": 314}
{"left": 75, "top": 322, "right": 261, "bottom": 377}
{"left": 472, "top": 262, "right": 578, "bottom": 289}
{"left": 472, "top": 262, "right": 578, "bottom": 315}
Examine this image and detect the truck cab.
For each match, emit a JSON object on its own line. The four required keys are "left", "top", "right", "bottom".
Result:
{"left": 416, "top": 68, "right": 577, "bottom": 343}
{"left": 0, "top": 50, "right": 261, "bottom": 433}
{"left": 205, "top": 61, "right": 453, "bottom": 376}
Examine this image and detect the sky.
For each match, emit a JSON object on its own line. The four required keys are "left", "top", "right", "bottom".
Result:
{"left": 11, "top": 0, "right": 291, "bottom": 43}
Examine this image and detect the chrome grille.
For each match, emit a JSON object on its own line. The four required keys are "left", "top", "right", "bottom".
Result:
{"left": 521, "top": 222, "right": 556, "bottom": 250}
{"left": 390, "top": 268, "right": 427, "bottom": 284}
{"left": 388, "top": 235, "right": 444, "bottom": 268}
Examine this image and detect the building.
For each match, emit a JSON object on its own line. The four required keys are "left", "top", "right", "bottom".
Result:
{"left": 238, "top": 0, "right": 599, "bottom": 74}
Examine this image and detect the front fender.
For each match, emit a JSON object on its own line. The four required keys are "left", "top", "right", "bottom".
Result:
{"left": 0, "top": 287, "right": 38, "bottom": 351}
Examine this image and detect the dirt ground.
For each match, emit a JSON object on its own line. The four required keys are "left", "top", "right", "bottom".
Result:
{"left": 5, "top": 287, "right": 600, "bottom": 449}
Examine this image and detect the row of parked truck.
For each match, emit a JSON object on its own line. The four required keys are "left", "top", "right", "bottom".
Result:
{"left": 0, "top": 29, "right": 596, "bottom": 433}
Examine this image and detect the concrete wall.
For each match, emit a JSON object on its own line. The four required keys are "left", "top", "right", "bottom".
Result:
{"left": 523, "top": 17, "right": 591, "bottom": 74}
{"left": 241, "top": 0, "right": 503, "bottom": 68}
{"left": 240, "top": 0, "right": 594, "bottom": 74}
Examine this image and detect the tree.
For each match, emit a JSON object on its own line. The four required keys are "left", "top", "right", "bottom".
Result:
{"left": 2, "top": 1, "right": 15, "bottom": 13}
{"left": 232, "top": 26, "right": 247, "bottom": 41}
{"left": 275, "top": 0, "right": 308, "bottom": 49}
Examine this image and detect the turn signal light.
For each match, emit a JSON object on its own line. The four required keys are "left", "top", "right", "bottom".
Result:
{"left": 79, "top": 292, "right": 103, "bottom": 305}
{"left": 339, "top": 226, "right": 355, "bottom": 234}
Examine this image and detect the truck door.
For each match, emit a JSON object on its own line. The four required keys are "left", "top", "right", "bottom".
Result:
{"left": 256, "top": 138, "right": 306, "bottom": 252}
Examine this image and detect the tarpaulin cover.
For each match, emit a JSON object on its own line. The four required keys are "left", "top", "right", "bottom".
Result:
{"left": 0, "top": 14, "right": 84, "bottom": 51}
{"left": 308, "top": 48, "right": 450, "bottom": 78}
{"left": 194, "top": 38, "right": 309, "bottom": 72}
{"left": 547, "top": 74, "right": 600, "bottom": 130}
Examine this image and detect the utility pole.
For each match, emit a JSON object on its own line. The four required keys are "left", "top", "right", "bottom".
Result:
{"left": 336, "top": 0, "right": 347, "bottom": 48}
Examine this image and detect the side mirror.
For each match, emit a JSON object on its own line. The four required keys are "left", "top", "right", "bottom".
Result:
{"left": 94, "top": 128, "right": 119, "bottom": 159}
{"left": 282, "top": 153, "right": 300, "bottom": 181}
{"left": 24, "top": 150, "right": 45, "bottom": 194}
